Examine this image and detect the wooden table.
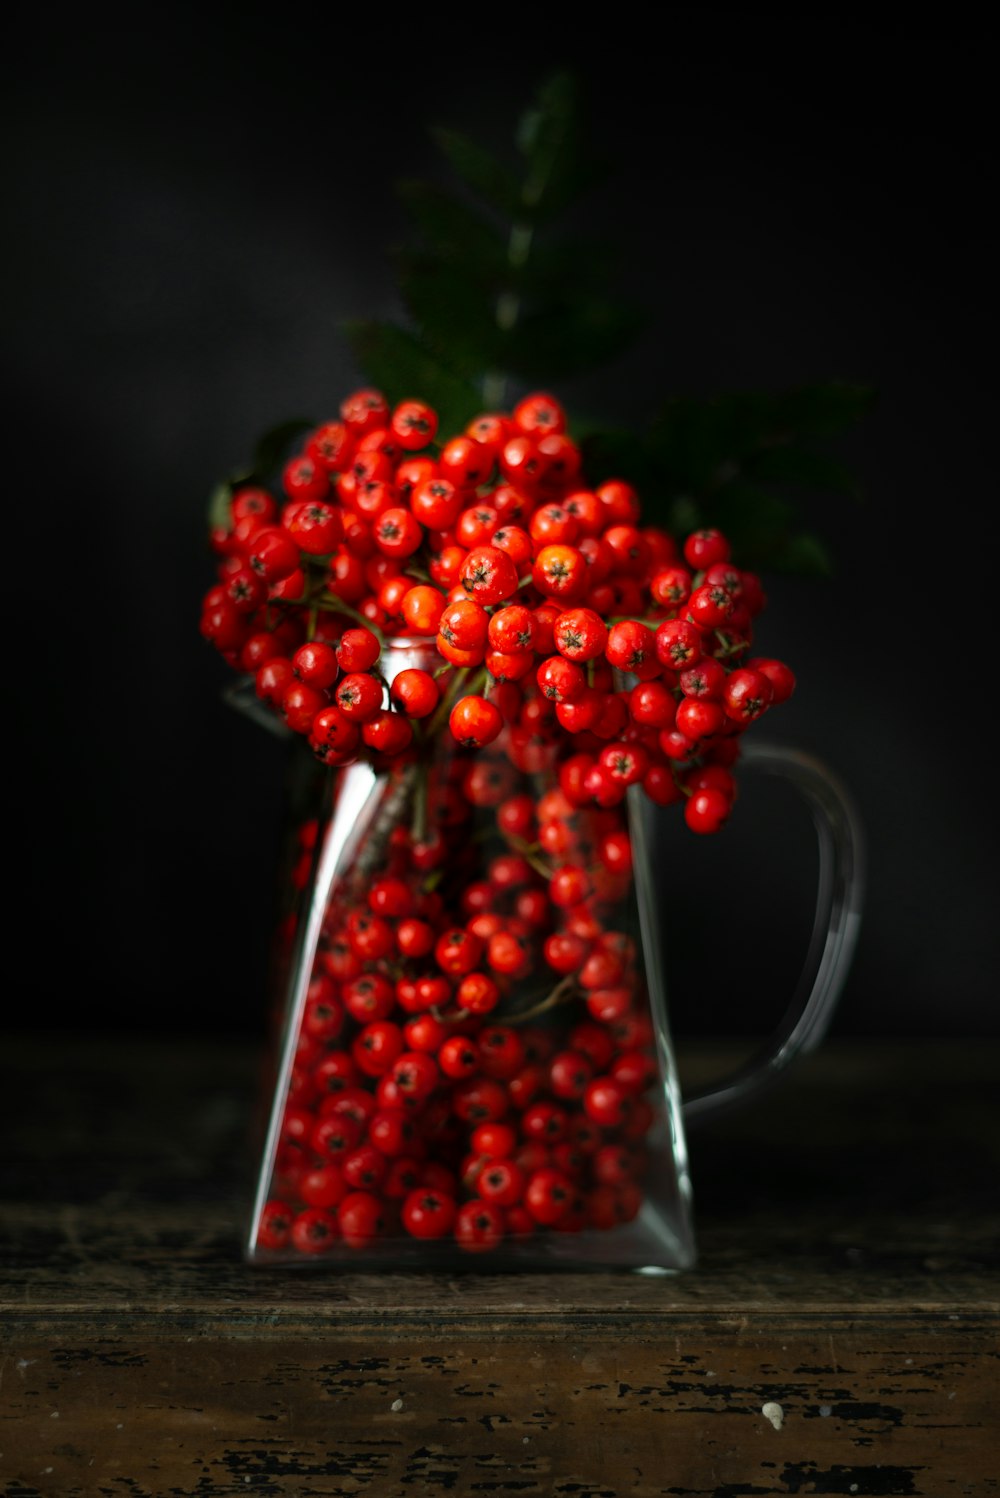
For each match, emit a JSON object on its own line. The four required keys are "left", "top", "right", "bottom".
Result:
{"left": 1, "top": 1034, "right": 997, "bottom": 1496}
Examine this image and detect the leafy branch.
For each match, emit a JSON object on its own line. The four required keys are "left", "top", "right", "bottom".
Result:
{"left": 336, "top": 68, "right": 875, "bottom": 578}
{"left": 344, "top": 70, "right": 642, "bottom": 433}
{"left": 580, "top": 381, "right": 876, "bottom": 576}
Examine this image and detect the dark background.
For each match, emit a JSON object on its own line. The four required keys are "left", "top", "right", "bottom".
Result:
{"left": 4, "top": 8, "right": 995, "bottom": 1044}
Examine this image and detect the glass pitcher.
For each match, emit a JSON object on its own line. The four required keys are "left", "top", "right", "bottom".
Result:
{"left": 236, "top": 639, "right": 864, "bottom": 1271}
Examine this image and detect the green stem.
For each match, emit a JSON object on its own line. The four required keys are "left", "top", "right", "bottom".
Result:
{"left": 410, "top": 760, "right": 429, "bottom": 845}
{"left": 316, "top": 594, "right": 387, "bottom": 646}
{"left": 482, "top": 370, "right": 507, "bottom": 409}
{"left": 505, "top": 974, "right": 577, "bottom": 1026}
{"left": 606, "top": 616, "right": 665, "bottom": 628}
{"left": 504, "top": 833, "right": 556, "bottom": 881}
{"left": 483, "top": 218, "right": 535, "bottom": 410}
{"left": 426, "top": 663, "right": 487, "bottom": 739}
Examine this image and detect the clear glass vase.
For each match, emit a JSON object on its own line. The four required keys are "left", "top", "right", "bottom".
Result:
{"left": 238, "top": 640, "right": 864, "bottom": 1271}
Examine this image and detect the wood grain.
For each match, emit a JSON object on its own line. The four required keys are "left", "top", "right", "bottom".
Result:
{"left": 1, "top": 1035, "right": 997, "bottom": 1495}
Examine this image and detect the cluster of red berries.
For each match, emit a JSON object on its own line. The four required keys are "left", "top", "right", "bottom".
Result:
{"left": 201, "top": 387, "right": 795, "bottom": 837}
{"left": 202, "top": 388, "right": 797, "bottom": 1257}
{"left": 258, "top": 751, "right": 659, "bottom": 1259}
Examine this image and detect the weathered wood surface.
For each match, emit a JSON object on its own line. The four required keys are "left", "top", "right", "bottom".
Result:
{"left": 1, "top": 1036, "right": 997, "bottom": 1495}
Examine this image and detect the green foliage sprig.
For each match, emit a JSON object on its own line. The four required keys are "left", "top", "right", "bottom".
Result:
{"left": 580, "top": 382, "right": 875, "bottom": 575}
{"left": 223, "top": 70, "right": 874, "bottom": 579}
{"left": 345, "top": 72, "right": 642, "bottom": 432}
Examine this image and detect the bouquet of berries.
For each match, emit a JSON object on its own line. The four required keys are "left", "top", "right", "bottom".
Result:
{"left": 198, "top": 385, "right": 801, "bottom": 1263}
{"left": 201, "top": 385, "right": 794, "bottom": 839}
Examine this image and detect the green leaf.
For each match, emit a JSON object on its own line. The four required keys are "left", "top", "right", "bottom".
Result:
{"left": 667, "top": 494, "right": 704, "bottom": 538}
{"left": 711, "top": 483, "right": 796, "bottom": 537}
{"left": 501, "top": 297, "right": 645, "bottom": 382}
{"left": 578, "top": 427, "right": 660, "bottom": 492}
{"left": 343, "top": 319, "right": 482, "bottom": 432}
{"left": 395, "top": 180, "right": 508, "bottom": 269}
{"left": 428, "top": 127, "right": 523, "bottom": 218}
{"left": 401, "top": 70, "right": 627, "bottom": 397}
{"left": 394, "top": 252, "right": 505, "bottom": 380}
{"left": 772, "top": 381, "right": 877, "bottom": 437}
{"left": 699, "top": 392, "right": 779, "bottom": 467}
{"left": 516, "top": 70, "right": 609, "bottom": 223}
{"left": 252, "top": 419, "right": 315, "bottom": 479}
{"left": 520, "top": 237, "right": 625, "bottom": 299}
{"left": 647, "top": 398, "right": 732, "bottom": 493}
{"left": 706, "top": 485, "right": 838, "bottom": 575}
{"left": 743, "top": 443, "right": 863, "bottom": 498}
{"left": 768, "top": 531, "right": 836, "bottom": 577}
{"left": 207, "top": 478, "right": 237, "bottom": 532}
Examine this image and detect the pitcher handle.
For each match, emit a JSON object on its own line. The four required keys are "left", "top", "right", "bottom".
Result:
{"left": 680, "top": 740, "right": 866, "bottom": 1130}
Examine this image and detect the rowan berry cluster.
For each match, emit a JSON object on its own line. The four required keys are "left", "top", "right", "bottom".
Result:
{"left": 201, "top": 387, "right": 794, "bottom": 837}
{"left": 202, "top": 387, "right": 796, "bottom": 1259}
{"left": 258, "top": 765, "right": 658, "bottom": 1258}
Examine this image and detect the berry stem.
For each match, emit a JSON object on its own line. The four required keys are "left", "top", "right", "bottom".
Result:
{"left": 504, "top": 832, "right": 556, "bottom": 881}
{"left": 410, "top": 760, "right": 429, "bottom": 846}
{"left": 316, "top": 593, "right": 387, "bottom": 646}
{"left": 606, "top": 616, "right": 664, "bottom": 628}
{"left": 505, "top": 974, "right": 577, "bottom": 1026}
{"left": 484, "top": 217, "right": 534, "bottom": 407}
{"left": 426, "top": 664, "right": 488, "bottom": 739}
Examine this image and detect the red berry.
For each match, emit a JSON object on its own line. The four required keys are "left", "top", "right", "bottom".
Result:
{"left": 684, "top": 786, "right": 733, "bottom": 834}
{"left": 745, "top": 656, "right": 796, "bottom": 703}
{"left": 441, "top": 434, "right": 495, "bottom": 488}
{"left": 336, "top": 673, "right": 384, "bottom": 722}
{"left": 554, "top": 607, "right": 608, "bottom": 662}
{"left": 439, "top": 1036, "right": 480, "bottom": 1080}
{"left": 583, "top": 1077, "right": 632, "bottom": 1127}
{"left": 435, "top": 928, "right": 484, "bottom": 976}
{"left": 457, "top": 971, "right": 501, "bottom": 1015}
{"left": 449, "top": 695, "right": 503, "bottom": 749}
{"left": 524, "top": 1167, "right": 575, "bottom": 1226}
{"left": 683, "top": 527, "right": 731, "bottom": 570}
{"left": 290, "top": 1207, "right": 338, "bottom": 1254}
{"left": 460, "top": 546, "right": 520, "bottom": 606}
{"left": 536, "top": 655, "right": 586, "bottom": 703}
{"left": 513, "top": 391, "right": 566, "bottom": 435}
{"left": 247, "top": 526, "right": 301, "bottom": 584}
{"left": 256, "top": 1200, "right": 293, "bottom": 1250}
{"left": 390, "top": 668, "right": 439, "bottom": 718}
{"left": 390, "top": 399, "right": 438, "bottom": 450}
{"left": 338, "top": 1191, "right": 386, "bottom": 1249}
{"left": 723, "top": 668, "right": 774, "bottom": 723}
{"left": 455, "top": 1200, "right": 505, "bottom": 1252}
{"left": 336, "top": 627, "right": 381, "bottom": 672}
{"left": 307, "top": 421, "right": 354, "bottom": 473}
{"left": 476, "top": 1159, "right": 525, "bottom": 1208}
{"left": 293, "top": 641, "right": 339, "bottom": 690}
{"left": 362, "top": 710, "right": 414, "bottom": 757}
{"left": 595, "top": 479, "right": 640, "bottom": 526}
{"left": 655, "top": 618, "right": 702, "bottom": 670}
{"left": 471, "top": 1122, "right": 517, "bottom": 1159}
{"left": 675, "top": 696, "right": 726, "bottom": 741}
{"left": 532, "top": 544, "right": 588, "bottom": 603}
{"left": 341, "top": 388, "right": 390, "bottom": 434}
{"left": 606, "top": 620, "right": 657, "bottom": 676}
{"left": 284, "top": 500, "right": 342, "bottom": 555}
{"left": 687, "top": 583, "right": 734, "bottom": 630}
{"left": 402, "top": 1188, "right": 456, "bottom": 1239}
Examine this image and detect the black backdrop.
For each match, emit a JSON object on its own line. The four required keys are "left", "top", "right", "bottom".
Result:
{"left": 4, "top": 8, "right": 995, "bottom": 1042}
